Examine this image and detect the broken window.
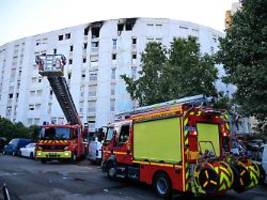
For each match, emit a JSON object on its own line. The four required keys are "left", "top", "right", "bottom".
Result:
{"left": 117, "top": 23, "right": 124, "bottom": 32}
{"left": 65, "top": 33, "right": 71, "bottom": 39}
{"left": 91, "top": 27, "right": 100, "bottom": 38}
{"left": 58, "top": 35, "right": 63, "bottom": 41}
{"left": 84, "top": 26, "right": 89, "bottom": 35}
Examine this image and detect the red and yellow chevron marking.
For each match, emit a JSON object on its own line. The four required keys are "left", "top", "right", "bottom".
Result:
{"left": 38, "top": 140, "right": 68, "bottom": 145}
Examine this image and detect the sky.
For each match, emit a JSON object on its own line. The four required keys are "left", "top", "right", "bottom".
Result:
{"left": 0, "top": 0, "right": 236, "bottom": 46}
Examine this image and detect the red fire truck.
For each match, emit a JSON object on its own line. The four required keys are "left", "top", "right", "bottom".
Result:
{"left": 102, "top": 95, "right": 262, "bottom": 198}
{"left": 35, "top": 54, "right": 86, "bottom": 163}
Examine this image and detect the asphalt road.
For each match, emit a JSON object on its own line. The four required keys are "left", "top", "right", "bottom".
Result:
{"left": 0, "top": 155, "right": 266, "bottom": 200}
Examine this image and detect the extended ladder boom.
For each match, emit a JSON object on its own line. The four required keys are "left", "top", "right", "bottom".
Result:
{"left": 36, "top": 54, "right": 81, "bottom": 125}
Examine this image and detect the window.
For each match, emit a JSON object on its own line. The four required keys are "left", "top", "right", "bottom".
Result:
{"left": 30, "top": 90, "right": 35, "bottom": 96}
{"left": 110, "top": 99, "right": 115, "bottom": 111}
{"left": 89, "top": 72, "right": 97, "bottom": 81}
{"left": 29, "top": 104, "right": 34, "bottom": 111}
{"left": 84, "top": 26, "right": 89, "bottom": 36}
{"left": 119, "top": 124, "right": 130, "bottom": 143}
{"left": 112, "top": 39, "right": 117, "bottom": 48}
{"left": 91, "top": 41, "right": 99, "bottom": 48}
{"left": 91, "top": 27, "right": 100, "bottom": 38}
{"left": 35, "top": 103, "right": 41, "bottom": 110}
{"left": 88, "top": 85, "right": 97, "bottom": 96}
{"left": 156, "top": 24, "right": 162, "bottom": 27}
{"left": 111, "top": 84, "right": 115, "bottom": 95}
{"left": 9, "top": 93, "right": 13, "bottom": 99}
{"left": 69, "top": 59, "right": 73, "bottom": 64}
{"left": 38, "top": 77, "right": 42, "bottom": 83}
{"left": 88, "top": 100, "right": 96, "bottom": 112}
{"left": 83, "top": 43, "right": 88, "bottom": 49}
{"left": 68, "top": 73, "right": 72, "bottom": 79}
{"left": 81, "top": 73, "right": 86, "bottom": 78}
{"left": 132, "top": 53, "right": 137, "bottom": 59}
{"left": 132, "top": 38, "right": 137, "bottom": 45}
{"left": 112, "top": 53, "right": 117, "bottom": 60}
{"left": 179, "top": 25, "right": 189, "bottom": 30}
{"left": 117, "top": 23, "right": 124, "bottom": 31}
{"left": 53, "top": 48, "right": 57, "bottom": 54}
{"left": 58, "top": 35, "right": 63, "bottom": 41}
{"left": 147, "top": 23, "right": 154, "bottom": 26}
{"left": 83, "top": 58, "right": 87, "bottom": 63}
{"left": 65, "top": 33, "right": 71, "bottom": 39}
{"left": 37, "top": 90, "right": 42, "bottom": 96}
{"left": 50, "top": 90, "right": 53, "bottom": 95}
{"left": 70, "top": 45, "right": 73, "bottom": 52}
{"left": 90, "top": 55, "right": 98, "bottom": 62}
{"left": 111, "top": 68, "right": 116, "bottom": 79}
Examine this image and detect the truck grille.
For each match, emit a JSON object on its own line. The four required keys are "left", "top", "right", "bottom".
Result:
{"left": 42, "top": 145, "right": 65, "bottom": 151}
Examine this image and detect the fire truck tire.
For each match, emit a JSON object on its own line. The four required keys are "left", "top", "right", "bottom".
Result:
{"left": 231, "top": 164, "right": 251, "bottom": 193}
{"left": 153, "top": 172, "right": 172, "bottom": 199}
{"left": 107, "top": 161, "right": 117, "bottom": 180}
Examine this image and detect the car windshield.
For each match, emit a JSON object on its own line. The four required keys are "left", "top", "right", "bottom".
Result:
{"left": 40, "top": 127, "right": 71, "bottom": 140}
{"left": 9, "top": 139, "right": 18, "bottom": 145}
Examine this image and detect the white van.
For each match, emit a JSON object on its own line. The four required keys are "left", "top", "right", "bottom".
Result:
{"left": 88, "top": 137, "right": 102, "bottom": 164}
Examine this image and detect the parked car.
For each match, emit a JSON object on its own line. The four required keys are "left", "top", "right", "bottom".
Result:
{"left": 88, "top": 137, "right": 103, "bottom": 164}
{"left": 0, "top": 137, "right": 7, "bottom": 153}
{"left": 19, "top": 143, "right": 36, "bottom": 159}
{"left": 3, "top": 138, "right": 32, "bottom": 156}
{"left": 260, "top": 144, "right": 267, "bottom": 184}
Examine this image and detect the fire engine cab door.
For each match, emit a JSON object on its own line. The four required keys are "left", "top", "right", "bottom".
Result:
{"left": 113, "top": 124, "right": 131, "bottom": 163}
{"left": 197, "top": 123, "right": 220, "bottom": 157}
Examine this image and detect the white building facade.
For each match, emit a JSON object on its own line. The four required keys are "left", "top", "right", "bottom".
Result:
{"left": 0, "top": 18, "right": 229, "bottom": 130}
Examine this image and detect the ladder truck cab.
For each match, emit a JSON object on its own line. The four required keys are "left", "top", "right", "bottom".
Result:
{"left": 35, "top": 54, "right": 86, "bottom": 163}
{"left": 102, "top": 95, "right": 263, "bottom": 198}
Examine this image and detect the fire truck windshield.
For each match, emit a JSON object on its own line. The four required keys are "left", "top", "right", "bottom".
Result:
{"left": 40, "top": 127, "right": 72, "bottom": 140}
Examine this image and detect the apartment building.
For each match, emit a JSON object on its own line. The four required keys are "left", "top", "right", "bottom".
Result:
{"left": 0, "top": 18, "right": 228, "bottom": 131}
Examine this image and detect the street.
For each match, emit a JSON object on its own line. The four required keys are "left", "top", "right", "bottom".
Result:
{"left": 0, "top": 155, "right": 266, "bottom": 200}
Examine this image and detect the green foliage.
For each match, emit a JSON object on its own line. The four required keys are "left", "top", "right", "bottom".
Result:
{"left": 0, "top": 116, "right": 38, "bottom": 141}
{"left": 217, "top": 0, "right": 267, "bottom": 125}
{"left": 121, "top": 37, "right": 218, "bottom": 106}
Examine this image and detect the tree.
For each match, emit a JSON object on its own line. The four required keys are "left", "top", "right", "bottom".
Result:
{"left": 217, "top": 0, "right": 267, "bottom": 127}
{"left": 121, "top": 37, "right": 218, "bottom": 106}
{"left": 0, "top": 117, "right": 33, "bottom": 141}
{"left": 121, "top": 42, "right": 167, "bottom": 105}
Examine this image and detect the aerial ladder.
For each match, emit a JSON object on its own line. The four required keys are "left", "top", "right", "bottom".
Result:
{"left": 35, "top": 54, "right": 85, "bottom": 162}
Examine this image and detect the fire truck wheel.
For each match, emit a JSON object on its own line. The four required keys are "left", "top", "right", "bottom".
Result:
{"left": 107, "top": 162, "right": 117, "bottom": 180}
{"left": 153, "top": 172, "right": 172, "bottom": 199}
